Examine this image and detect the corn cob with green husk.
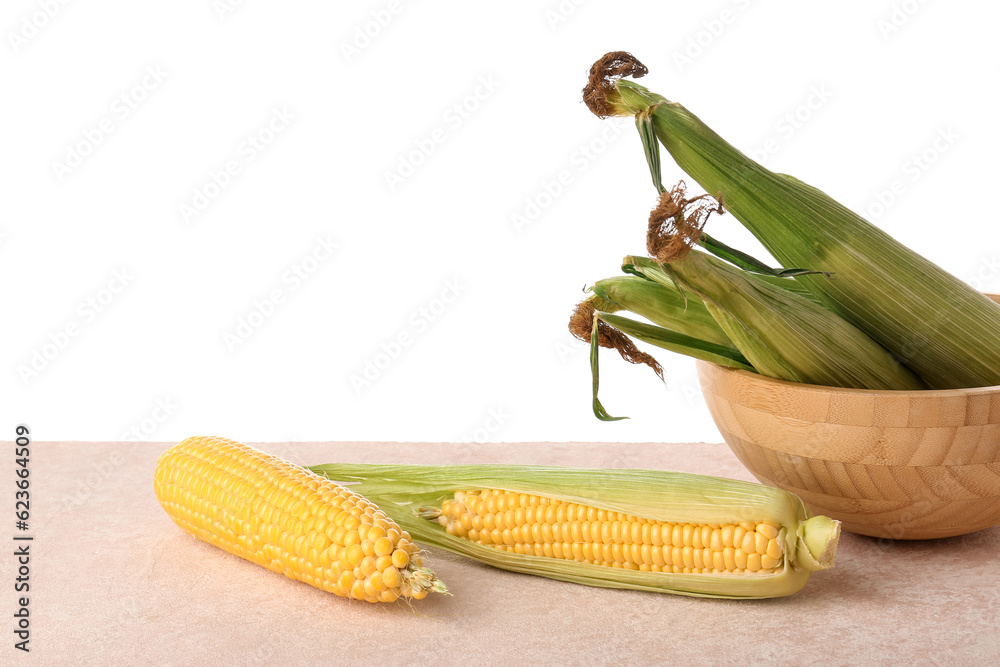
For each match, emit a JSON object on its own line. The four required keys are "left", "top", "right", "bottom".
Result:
{"left": 308, "top": 463, "right": 841, "bottom": 599}
{"left": 590, "top": 275, "right": 732, "bottom": 347}
{"left": 582, "top": 51, "right": 1000, "bottom": 390}
{"left": 570, "top": 283, "right": 754, "bottom": 420}
{"left": 569, "top": 180, "right": 925, "bottom": 418}
{"left": 624, "top": 252, "right": 925, "bottom": 391}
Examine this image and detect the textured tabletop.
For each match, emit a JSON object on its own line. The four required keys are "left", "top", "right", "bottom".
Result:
{"left": 14, "top": 441, "right": 1000, "bottom": 665}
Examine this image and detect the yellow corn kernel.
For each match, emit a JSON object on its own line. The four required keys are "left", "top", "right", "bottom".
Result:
{"left": 391, "top": 549, "right": 410, "bottom": 570}
{"left": 755, "top": 532, "right": 770, "bottom": 556}
{"left": 698, "top": 526, "right": 711, "bottom": 549}
{"left": 756, "top": 522, "right": 779, "bottom": 540}
{"left": 343, "top": 530, "right": 361, "bottom": 549}
{"left": 154, "top": 436, "right": 446, "bottom": 603}
{"left": 709, "top": 528, "right": 723, "bottom": 551}
{"left": 382, "top": 566, "right": 401, "bottom": 590}
{"left": 361, "top": 538, "right": 376, "bottom": 558}
{"left": 767, "top": 538, "right": 783, "bottom": 560}
{"left": 740, "top": 530, "right": 756, "bottom": 556}
{"left": 734, "top": 526, "right": 747, "bottom": 551}
{"left": 367, "top": 570, "right": 383, "bottom": 593}
{"left": 347, "top": 544, "right": 364, "bottom": 567}
{"left": 631, "top": 543, "right": 643, "bottom": 565}
{"left": 367, "top": 525, "right": 386, "bottom": 543}
{"left": 373, "top": 537, "right": 393, "bottom": 557}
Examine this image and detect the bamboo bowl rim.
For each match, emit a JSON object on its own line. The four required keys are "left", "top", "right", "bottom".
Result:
{"left": 696, "top": 358, "right": 1000, "bottom": 434}
{"left": 706, "top": 365, "right": 1000, "bottom": 398}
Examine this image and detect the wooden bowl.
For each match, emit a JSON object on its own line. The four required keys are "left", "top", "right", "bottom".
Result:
{"left": 697, "top": 360, "right": 1000, "bottom": 540}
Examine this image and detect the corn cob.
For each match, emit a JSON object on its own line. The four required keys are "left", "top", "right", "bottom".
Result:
{"left": 571, "top": 266, "right": 754, "bottom": 382}
{"left": 625, "top": 253, "right": 926, "bottom": 390}
{"left": 590, "top": 275, "right": 732, "bottom": 347}
{"left": 584, "top": 51, "right": 1000, "bottom": 389}
{"left": 569, "top": 293, "right": 754, "bottom": 419}
{"left": 308, "top": 463, "right": 841, "bottom": 599}
{"left": 154, "top": 436, "right": 447, "bottom": 603}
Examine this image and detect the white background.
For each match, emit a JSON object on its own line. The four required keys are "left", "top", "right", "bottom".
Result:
{"left": 4, "top": 0, "right": 999, "bottom": 444}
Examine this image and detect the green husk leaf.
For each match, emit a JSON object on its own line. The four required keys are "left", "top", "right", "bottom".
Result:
{"left": 590, "top": 314, "right": 627, "bottom": 421}
{"left": 596, "top": 311, "right": 754, "bottom": 372}
{"left": 700, "top": 233, "right": 831, "bottom": 279}
{"left": 636, "top": 111, "right": 666, "bottom": 194}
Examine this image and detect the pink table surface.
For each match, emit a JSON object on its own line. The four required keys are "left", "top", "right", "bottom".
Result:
{"left": 10, "top": 440, "right": 999, "bottom": 665}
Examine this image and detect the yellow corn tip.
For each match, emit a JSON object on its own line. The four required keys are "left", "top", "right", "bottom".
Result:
{"left": 154, "top": 436, "right": 446, "bottom": 603}
{"left": 435, "top": 490, "right": 784, "bottom": 574}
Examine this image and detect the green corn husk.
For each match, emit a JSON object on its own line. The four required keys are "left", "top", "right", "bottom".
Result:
{"left": 626, "top": 253, "right": 926, "bottom": 390}
{"left": 622, "top": 252, "right": 826, "bottom": 307}
{"left": 576, "top": 301, "right": 754, "bottom": 420}
{"left": 570, "top": 291, "right": 754, "bottom": 420}
{"left": 590, "top": 275, "right": 732, "bottom": 346}
{"left": 593, "top": 309, "right": 753, "bottom": 372}
{"left": 307, "top": 463, "right": 841, "bottom": 599}
{"left": 586, "top": 53, "right": 1000, "bottom": 389}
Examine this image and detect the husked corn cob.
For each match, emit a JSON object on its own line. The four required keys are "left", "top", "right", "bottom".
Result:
{"left": 154, "top": 436, "right": 447, "bottom": 603}
{"left": 308, "top": 463, "right": 841, "bottom": 599}
{"left": 429, "top": 489, "right": 786, "bottom": 574}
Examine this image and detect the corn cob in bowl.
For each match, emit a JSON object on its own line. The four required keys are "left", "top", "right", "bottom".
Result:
{"left": 154, "top": 436, "right": 448, "bottom": 603}
{"left": 582, "top": 50, "right": 1000, "bottom": 390}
